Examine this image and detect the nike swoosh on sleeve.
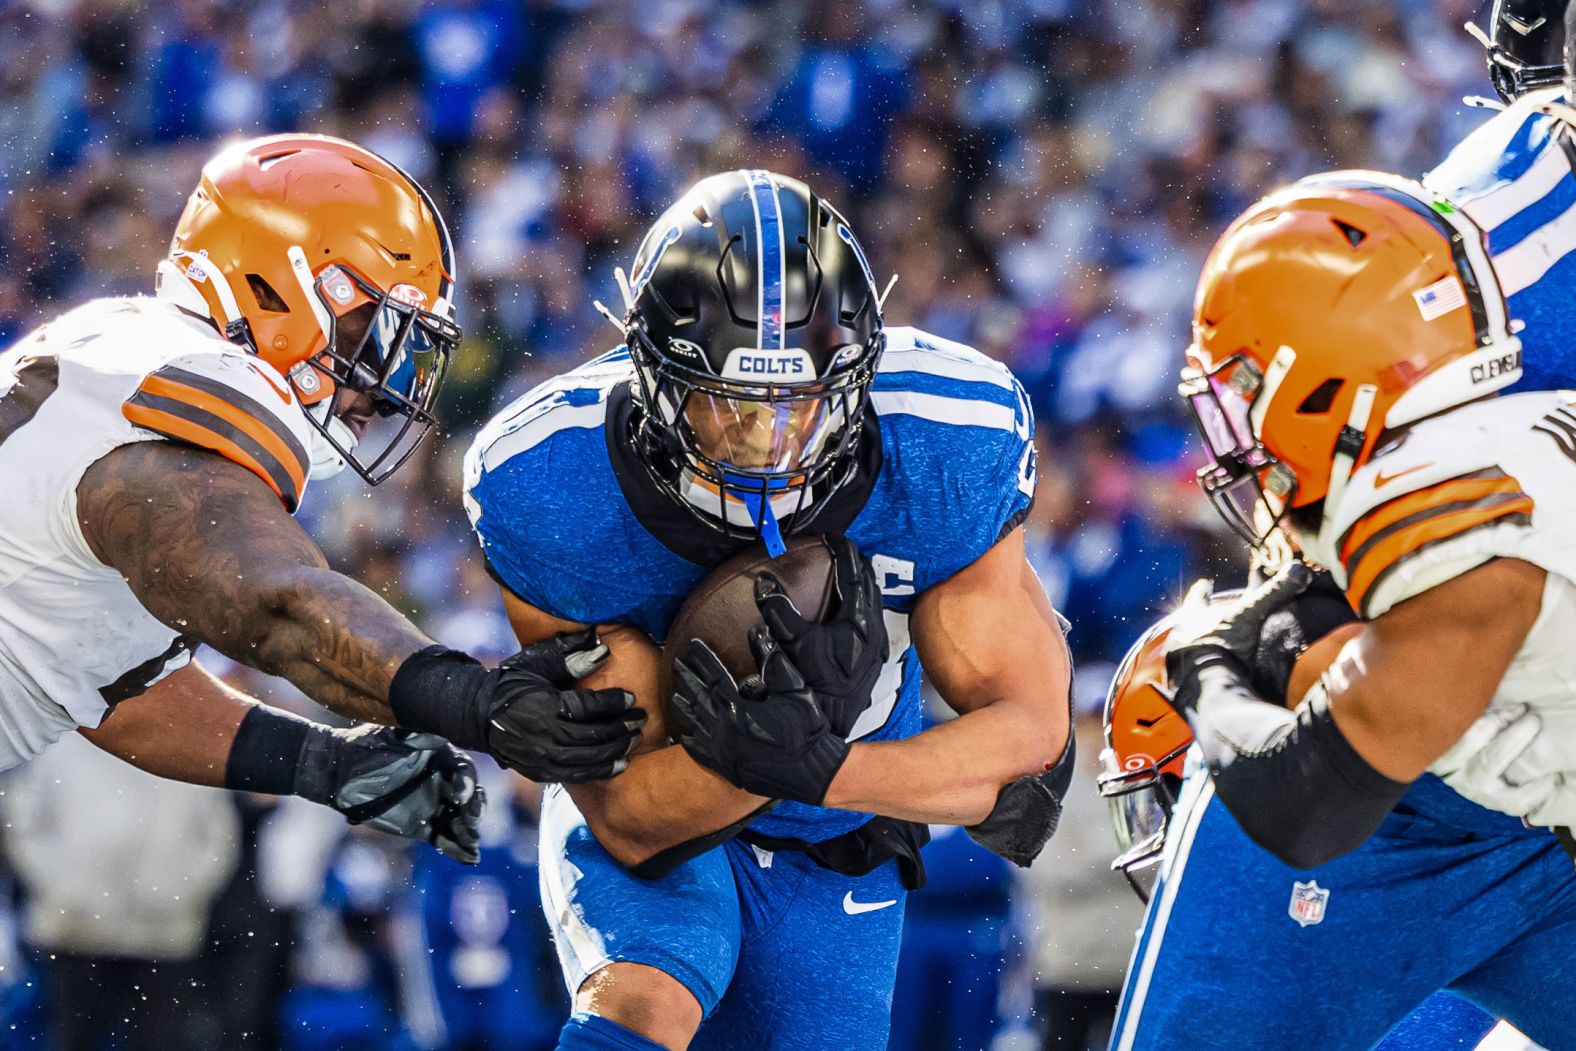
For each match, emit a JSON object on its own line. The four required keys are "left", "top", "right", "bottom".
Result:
{"left": 1373, "top": 463, "right": 1433, "bottom": 488}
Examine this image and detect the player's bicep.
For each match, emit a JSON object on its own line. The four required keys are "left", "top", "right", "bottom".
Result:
{"left": 500, "top": 587, "right": 669, "bottom": 751}
{"left": 911, "top": 527, "right": 1070, "bottom": 718}
{"left": 77, "top": 441, "right": 327, "bottom": 635}
{"left": 1325, "top": 557, "right": 1544, "bottom": 781}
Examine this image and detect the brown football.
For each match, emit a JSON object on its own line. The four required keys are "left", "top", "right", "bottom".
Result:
{"left": 658, "top": 535, "right": 837, "bottom": 722}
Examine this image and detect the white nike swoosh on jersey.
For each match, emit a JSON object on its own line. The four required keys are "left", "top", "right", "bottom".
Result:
{"left": 842, "top": 891, "right": 897, "bottom": 915}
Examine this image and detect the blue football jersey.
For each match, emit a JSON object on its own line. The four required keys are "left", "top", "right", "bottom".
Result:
{"left": 464, "top": 326, "right": 1037, "bottom": 843}
{"left": 1426, "top": 88, "right": 1576, "bottom": 392}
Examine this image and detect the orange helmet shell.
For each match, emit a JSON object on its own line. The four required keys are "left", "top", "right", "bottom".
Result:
{"left": 1188, "top": 171, "right": 1520, "bottom": 511}
{"left": 1103, "top": 615, "right": 1192, "bottom": 784}
{"left": 163, "top": 134, "right": 455, "bottom": 405}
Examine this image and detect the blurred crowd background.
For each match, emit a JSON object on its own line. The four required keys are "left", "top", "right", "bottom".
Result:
{"left": 0, "top": 0, "right": 1501, "bottom": 1048}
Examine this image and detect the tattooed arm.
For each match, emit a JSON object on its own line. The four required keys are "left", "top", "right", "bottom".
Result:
{"left": 75, "top": 441, "right": 645, "bottom": 784}
{"left": 76, "top": 441, "right": 428, "bottom": 723}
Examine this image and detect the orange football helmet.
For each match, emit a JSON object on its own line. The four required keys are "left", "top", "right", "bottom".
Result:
{"left": 1181, "top": 171, "right": 1520, "bottom": 556}
{"left": 1098, "top": 590, "right": 1248, "bottom": 900}
{"left": 155, "top": 133, "right": 460, "bottom": 484}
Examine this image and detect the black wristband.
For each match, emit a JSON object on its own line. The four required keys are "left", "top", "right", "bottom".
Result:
{"left": 225, "top": 705, "right": 316, "bottom": 797}
{"left": 388, "top": 645, "right": 490, "bottom": 750}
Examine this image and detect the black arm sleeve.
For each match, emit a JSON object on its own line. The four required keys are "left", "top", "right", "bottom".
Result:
{"left": 388, "top": 645, "right": 490, "bottom": 750}
{"left": 1176, "top": 658, "right": 1409, "bottom": 869}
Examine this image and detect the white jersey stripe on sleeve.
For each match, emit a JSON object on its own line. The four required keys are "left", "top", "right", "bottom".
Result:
{"left": 870, "top": 390, "right": 1016, "bottom": 431}
{"left": 1490, "top": 195, "right": 1576, "bottom": 297}
{"left": 880, "top": 343, "right": 1016, "bottom": 391}
{"left": 467, "top": 356, "right": 631, "bottom": 478}
{"left": 474, "top": 398, "right": 606, "bottom": 473}
{"left": 1459, "top": 142, "right": 1571, "bottom": 231}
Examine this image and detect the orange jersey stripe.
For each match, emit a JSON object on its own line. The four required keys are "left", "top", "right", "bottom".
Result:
{"left": 123, "top": 401, "right": 290, "bottom": 505}
{"left": 1345, "top": 496, "right": 1534, "bottom": 615}
{"left": 1339, "top": 470, "right": 1524, "bottom": 565}
{"left": 136, "top": 373, "right": 307, "bottom": 500}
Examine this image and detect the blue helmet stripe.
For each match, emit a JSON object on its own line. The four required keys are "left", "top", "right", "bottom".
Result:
{"left": 745, "top": 169, "right": 785, "bottom": 352}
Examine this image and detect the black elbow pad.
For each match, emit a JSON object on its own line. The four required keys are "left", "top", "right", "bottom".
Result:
{"left": 966, "top": 714, "right": 1075, "bottom": 868}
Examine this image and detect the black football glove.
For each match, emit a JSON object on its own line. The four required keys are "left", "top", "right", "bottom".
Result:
{"left": 1164, "top": 563, "right": 1313, "bottom": 715}
{"left": 1249, "top": 565, "right": 1359, "bottom": 704}
{"left": 669, "top": 628, "right": 850, "bottom": 805}
{"left": 295, "top": 725, "right": 486, "bottom": 864}
{"left": 754, "top": 535, "right": 888, "bottom": 738}
{"left": 484, "top": 632, "right": 647, "bottom": 783}
{"left": 389, "top": 630, "right": 646, "bottom": 785}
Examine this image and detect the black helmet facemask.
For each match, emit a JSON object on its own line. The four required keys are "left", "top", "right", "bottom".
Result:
{"left": 1468, "top": 0, "right": 1571, "bottom": 102}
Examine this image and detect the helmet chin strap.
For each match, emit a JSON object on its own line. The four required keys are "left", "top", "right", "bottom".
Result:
{"left": 678, "top": 469, "right": 800, "bottom": 553}
{"left": 734, "top": 479, "right": 788, "bottom": 558}
{"left": 304, "top": 400, "right": 359, "bottom": 481}
{"left": 1305, "top": 383, "right": 1377, "bottom": 570}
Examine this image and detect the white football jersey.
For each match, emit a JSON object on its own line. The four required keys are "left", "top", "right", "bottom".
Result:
{"left": 0, "top": 297, "right": 313, "bottom": 768}
{"left": 1318, "top": 391, "right": 1576, "bottom": 823}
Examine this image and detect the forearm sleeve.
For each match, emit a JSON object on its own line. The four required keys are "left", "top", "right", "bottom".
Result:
{"left": 1178, "top": 659, "right": 1409, "bottom": 868}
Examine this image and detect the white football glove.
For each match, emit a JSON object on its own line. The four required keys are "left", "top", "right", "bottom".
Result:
{"left": 1432, "top": 705, "right": 1576, "bottom": 828}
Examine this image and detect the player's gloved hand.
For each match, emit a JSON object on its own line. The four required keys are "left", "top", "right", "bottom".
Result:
{"left": 389, "top": 630, "right": 646, "bottom": 785}
{"left": 1434, "top": 705, "right": 1576, "bottom": 828}
{"left": 754, "top": 535, "right": 889, "bottom": 738}
{"left": 484, "top": 633, "right": 646, "bottom": 783}
{"left": 1249, "top": 565, "right": 1359, "bottom": 704}
{"left": 294, "top": 725, "right": 486, "bottom": 864}
{"left": 669, "top": 628, "right": 849, "bottom": 805}
{"left": 1164, "top": 562, "right": 1313, "bottom": 714}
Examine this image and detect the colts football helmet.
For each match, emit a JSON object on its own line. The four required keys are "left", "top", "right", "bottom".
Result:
{"left": 1180, "top": 171, "right": 1519, "bottom": 564}
{"left": 616, "top": 170, "right": 884, "bottom": 549}
{"left": 157, "top": 134, "right": 461, "bottom": 484}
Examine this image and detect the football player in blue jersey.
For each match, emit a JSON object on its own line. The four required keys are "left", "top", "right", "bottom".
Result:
{"left": 1428, "top": 0, "right": 1576, "bottom": 393}
{"left": 463, "top": 170, "right": 1073, "bottom": 1051}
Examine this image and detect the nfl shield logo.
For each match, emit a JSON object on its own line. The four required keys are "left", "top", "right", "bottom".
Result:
{"left": 1288, "top": 880, "right": 1330, "bottom": 928}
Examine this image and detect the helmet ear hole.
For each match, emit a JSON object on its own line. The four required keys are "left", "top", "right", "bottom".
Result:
{"left": 246, "top": 274, "right": 290, "bottom": 313}
{"left": 1297, "top": 378, "right": 1344, "bottom": 415}
{"left": 1332, "top": 219, "right": 1367, "bottom": 248}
